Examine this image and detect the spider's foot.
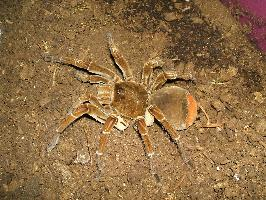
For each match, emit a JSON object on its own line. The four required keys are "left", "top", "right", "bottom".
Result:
{"left": 47, "top": 133, "right": 60, "bottom": 152}
{"left": 148, "top": 154, "right": 161, "bottom": 183}
{"left": 43, "top": 53, "right": 63, "bottom": 63}
{"left": 106, "top": 32, "right": 114, "bottom": 45}
{"left": 95, "top": 152, "right": 105, "bottom": 179}
{"left": 178, "top": 143, "right": 195, "bottom": 169}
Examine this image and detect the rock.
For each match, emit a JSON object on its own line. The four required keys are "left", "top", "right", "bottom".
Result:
{"left": 174, "top": 3, "right": 183, "bottom": 10}
{"left": 211, "top": 99, "right": 225, "bottom": 111}
{"left": 20, "top": 62, "right": 35, "bottom": 80}
{"left": 164, "top": 12, "right": 182, "bottom": 21}
{"left": 191, "top": 17, "right": 204, "bottom": 24}
{"left": 254, "top": 118, "right": 266, "bottom": 136}
{"left": 253, "top": 92, "right": 264, "bottom": 103}
{"left": 74, "top": 148, "right": 91, "bottom": 165}
{"left": 219, "top": 66, "right": 238, "bottom": 82}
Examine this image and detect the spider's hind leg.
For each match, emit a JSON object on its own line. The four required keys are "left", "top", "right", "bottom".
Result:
{"left": 47, "top": 103, "right": 107, "bottom": 152}
{"left": 199, "top": 104, "right": 222, "bottom": 128}
{"left": 148, "top": 105, "right": 193, "bottom": 168}
{"left": 150, "top": 62, "right": 196, "bottom": 91}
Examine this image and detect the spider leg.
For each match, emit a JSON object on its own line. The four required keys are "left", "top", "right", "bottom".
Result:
{"left": 97, "top": 84, "right": 114, "bottom": 105}
{"left": 44, "top": 54, "right": 121, "bottom": 82}
{"left": 136, "top": 117, "right": 160, "bottom": 179}
{"left": 47, "top": 103, "right": 107, "bottom": 152}
{"left": 136, "top": 117, "right": 154, "bottom": 157}
{"left": 148, "top": 105, "right": 192, "bottom": 166}
{"left": 96, "top": 115, "right": 118, "bottom": 172}
{"left": 72, "top": 93, "right": 105, "bottom": 111}
{"left": 141, "top": 57, "right": 164, "bottom": 87}
{"left": 77, "top": 74, "right": 112, "bottom": 84}
{"left": 199, "top": 104, "right": 222, "bottom": 128}
{"left": 151, "top": 71, "right": 179, "bottom": 91}
{"left": 107, "top": 33, "right": 133, "bottom": 81}
{"left": 150, "top": 62, "right": 195, "bottom": 91}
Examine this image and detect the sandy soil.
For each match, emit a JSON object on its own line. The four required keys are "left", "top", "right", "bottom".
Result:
{"left": 0, "top": 0, "right": 265, "bottom": 199}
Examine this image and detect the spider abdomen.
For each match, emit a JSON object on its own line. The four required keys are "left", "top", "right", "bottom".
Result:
{"left": 112, "top": 81, "right": 149, "bottom": 118}
{"left": 149, "top": 86, "right": 197, "bottom": 130}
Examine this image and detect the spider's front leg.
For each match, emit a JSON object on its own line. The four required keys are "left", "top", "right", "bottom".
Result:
{"left": 44, "top": 54, "right": 121, "bottom": 82}
{"left": 107, "top": 33, "right": 133, "bottom": 81}
{"left": 135, "top": 117, "right": 154, "bottom": 157}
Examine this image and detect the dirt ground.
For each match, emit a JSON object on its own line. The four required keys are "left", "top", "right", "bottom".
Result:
{"left": 0, "top": 0, "right": 265, "bottom": 199}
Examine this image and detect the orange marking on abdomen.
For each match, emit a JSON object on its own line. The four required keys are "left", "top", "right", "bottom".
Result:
{"left": 186, "top": 94, "right": 197, "bottom": 128}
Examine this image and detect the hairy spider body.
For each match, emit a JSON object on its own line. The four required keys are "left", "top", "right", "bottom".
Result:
{"left": 45, "top": 34, "right": 217, "bottom": 174}
{"left": 150, "top": 86, "right": 197, "bottom": 131}
{"left": 112, "top": 81, "right": 148, "bottom": 118}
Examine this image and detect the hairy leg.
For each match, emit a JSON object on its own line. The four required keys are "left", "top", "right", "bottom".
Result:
{"left": 148, "top": 105, "right": 192, "bottom": 166}
{"left": 107, "top": 33, "right": 133, "bottom": 81}
{"left": 199, "top": 104, "right": 222, "bottom": 128}
{"left": 76, "top": 73, "right": 111, "bottom": 84}
{"left": 44, "top": 54, "right": 121, "bottom": 82}
{"left": 150, "top": 62, "right": 195, "bottom": 91}
{"left": 47, "top": 103, "right": 107, "bottom": 152}
{"left": 96, "top": 115, "right": 118, "bottom": 173}
{"left": 136, "top": 117, "right": 161, "bottom": 178}
{"left": 72, "top": 93, "right": 105, "bottom": 111}
{"left": 135, "top": 117, "right": 154, "bottom": 157}
{"left": 141, "top": 57, "right": 164, "bottom": 87}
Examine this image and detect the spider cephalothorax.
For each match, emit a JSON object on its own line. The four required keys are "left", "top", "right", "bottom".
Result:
{"left": 46, "top": 34, "right": 217, "bottom": 173}
{"left": 111, "top": 81, "right": 148, "bottom": 118}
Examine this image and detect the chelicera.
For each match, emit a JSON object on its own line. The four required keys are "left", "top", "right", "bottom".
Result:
{"left": 46, "top": 34, "right": 217, "bottom": 172}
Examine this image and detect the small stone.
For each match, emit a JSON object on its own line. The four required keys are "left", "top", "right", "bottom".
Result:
{"left": 66, "top": 31, "right": 75, "bottom": 40}
{"left": 219, "top": 66, "right": 238, "bottom": 82}
{"left": 224, "top": 185, "right": 240, "bottom": 197}
{"left": 253, "top": 92, "right": 264, "bottom": 103}
{"left": 20, "top": 62, "right": 35, "bottom": 80}
{"left": 211, "top": 99, "right": 225, "bottom": 111}
{"left": 39, "top": 96, "right": 51, "bottom": 107}
{"left": 74, "top": 148, "right": 91, "bottom": 165}
{"left": 69, "top": 0, "right": 78, "bottom": 7}
{"left": 191, "top": 17, "right": 204, "bottom": 24}
{"left": 3, "top": 179, "right": 22, "bottom": 192}
{"left": 220, "top": 93, "right": 239, "bottom": 105}
{"left": 164, "top": 12, "right": 182, "bottom": 22}
{"left": 174, "top": 3, "right": 183, "bottom": 10}
{"left": 213, "top": 181, "right": 228, "bottom": 190}
{"left": 254, "top": 118, "right": 266, "bottom": 136}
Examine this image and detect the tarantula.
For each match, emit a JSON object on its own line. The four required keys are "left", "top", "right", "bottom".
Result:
{"left": 46, "top": 34, "right": 215, "bottom": 171}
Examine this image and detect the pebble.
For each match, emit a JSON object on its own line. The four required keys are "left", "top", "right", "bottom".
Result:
{"left": 219, "top": 66, "right": 238, "bottom": 82}
{"left": 164, "top": 12, "right": 182, "bottom": 21}
{"left": 213, "top": 181, "right": 228, "bottom": 190}
{"left": 253, "top": 92, "right": 264, "bottom": 103}
{"left": 254, "top": 118, "right": 266, "bottom": 136}
{"left": 211, "top": 99, "right": 225, "bottom": 111}
{"left": 39, "top": 96, "right": 51, "bottom": 107}
{"left": 174, "top": 3, "right": 183, "bottom": 10}
{"left": 191, "top": 17, "right": 204, "bottom": 24}
{"left": 20, "top": 62, "right": 35, "bottom": 80}
{"left": 74, "top": 148, "right": 91, "bottom": 164}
